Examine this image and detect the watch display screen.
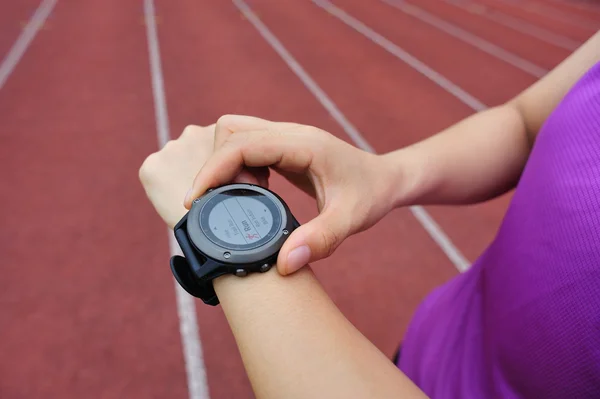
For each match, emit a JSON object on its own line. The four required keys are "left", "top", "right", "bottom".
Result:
{"left": 199, "top": 189, "right": 282, "bottom": 250}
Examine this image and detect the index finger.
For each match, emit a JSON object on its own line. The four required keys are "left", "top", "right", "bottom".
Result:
{"left": 184, "top": 130, "right": 313, "bottom": 208}
{"left": 213, "top": 114, "right": 299, "bottom": 150}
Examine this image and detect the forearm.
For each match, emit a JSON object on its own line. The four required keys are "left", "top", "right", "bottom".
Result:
{"left": 384, "top": 104, "right": 530, "bottom": 207}
{"left": 386, "top": 31, "right": 600, "bottom": 208}
{"left": 213, "top": 268, "right": 427, "bottom": 399}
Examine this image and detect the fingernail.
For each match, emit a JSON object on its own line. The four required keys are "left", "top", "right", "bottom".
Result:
{"left": 286, "top": 245, "right": 311, "bottom": 274}
{"left": 184, "top": 188, "right": 193, "bottom": 205}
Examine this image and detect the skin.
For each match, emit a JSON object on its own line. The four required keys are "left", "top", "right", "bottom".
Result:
{"left": 139, "top": 31, "right": 599, "bottom": 399}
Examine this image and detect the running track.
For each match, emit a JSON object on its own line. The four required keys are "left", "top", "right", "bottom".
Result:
{"left": 0, "top": 0, "right": 596, "bottom": 397}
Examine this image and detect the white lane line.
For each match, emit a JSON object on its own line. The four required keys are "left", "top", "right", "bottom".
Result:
{"left": 0, "top": 0, "right": 57, "bottom": 91}
{"left": 444, "top": 0, "right": 580, "bottom": 51}
{"left": 233, "top": 0, "right": 471, "bottom": 273}
{"left": 381, "top": 0, "right": 548, "bottom": 78}
{"left": 143, "top": 1, "right": 211, "bottom": 398}
{"left": 498, "top": 0, "right": 599, "bottom": 31}
{"left": 234, "top": 0, "right": 372, "bottom": 152}
{"left": 169, "top": 236, "right": 210, "bottom": 399}
{"left": 313, "top": 0, "right": 487, "bottom": 112}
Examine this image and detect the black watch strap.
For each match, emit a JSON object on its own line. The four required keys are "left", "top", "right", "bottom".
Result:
{"left": 170, "top": 255, "right": 220, "bottom": 305}
{"left": 170, "top": 215, "right": 227, "bottom": 305}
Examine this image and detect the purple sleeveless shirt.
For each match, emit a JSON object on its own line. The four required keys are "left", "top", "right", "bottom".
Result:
{"left": 398, "top": 62, "right": 600, "bottom": 398}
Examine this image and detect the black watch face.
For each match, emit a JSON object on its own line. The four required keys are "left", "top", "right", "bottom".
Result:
{"left": 199, "top": 189, "right": 282, "bottom": 251}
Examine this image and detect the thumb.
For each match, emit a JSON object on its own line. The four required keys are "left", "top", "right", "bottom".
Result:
{"left": 277, "top": 208, "right": 350, "bottom": 275}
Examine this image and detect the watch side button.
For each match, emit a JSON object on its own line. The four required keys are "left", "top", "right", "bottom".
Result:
{"left": 234, "top": 268, "right": 248, "bottom": 277}
{"left": 259, "top": 263, "right": 272, "bottom": 273}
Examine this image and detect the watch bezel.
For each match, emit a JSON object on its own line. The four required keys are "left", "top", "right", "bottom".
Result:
{"left": 186, "top": 184, "right": 294, "bottom": 265}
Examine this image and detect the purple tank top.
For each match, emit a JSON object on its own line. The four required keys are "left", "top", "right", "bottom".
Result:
{"left": 399, "top": 62, "right": 600, "bottom": 398}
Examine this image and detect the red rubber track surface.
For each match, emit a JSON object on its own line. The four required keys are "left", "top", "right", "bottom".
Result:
{"left": 534, "top": 0, "right": 600, "bottom": 21}
{"left": 475, "top": 0, "right": 599, "bottom": 41}
{"left": 0, "top": 0, "right": 40, "bottom": 61}
{"left": 0, "top": 0, "right": 590, "bottom": 397}
{"left": 408, "top": 0, "right": 572, "bottom": 68}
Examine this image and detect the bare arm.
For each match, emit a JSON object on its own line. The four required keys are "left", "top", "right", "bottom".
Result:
{"left": 215, "top": 269, "right": 426, "bottom": 399}
{"left": 384, "top": 31, "right": 600, "bottom": 207}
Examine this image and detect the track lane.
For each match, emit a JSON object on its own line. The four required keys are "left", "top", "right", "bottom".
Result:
{"left": 475, "top": 0, "right": 598, "bottom": 41}
{"left": 443, "top": 0, "right": 582, "bottom": 51}
{"left": 327, "top": 0, "right": 536, "bottom": 106}
{"left": 0, "top": 1, "right": 189, "bottom": 398}
{"left": 533, "top": 0, "right": 600, "bottom": 21}
{"left": 154, "top": 0, "right": 460, "bottom": 396}
{"left": 394, "top": 0, "right": 571, "bottom": 69}
{"left": 510, "top": 0, "right": 600, "bottom": 26}
{"left": 546, "top": 0, "right": 600, "bottom": 16}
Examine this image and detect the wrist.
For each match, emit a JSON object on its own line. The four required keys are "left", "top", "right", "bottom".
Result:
{"left": 167, "top": 209, "right": 188, "bottom": 230}
{"left": 213, "top": 265, "right": 316, "bottom": 307}
{"left": 378, "top": 146, "right": 434, "bottom": 208}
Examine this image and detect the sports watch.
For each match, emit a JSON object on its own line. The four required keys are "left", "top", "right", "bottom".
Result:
{"left": 170, "top": 183, "right": 300, "bottom": 305}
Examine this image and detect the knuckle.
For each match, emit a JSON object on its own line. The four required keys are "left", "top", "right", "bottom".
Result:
{"left": 182, "top": 124, "right": 199, "bottom": 137}
{"left": 138, "top": 153, "right": 160, "bottom": 183}
{"left": 296, "top": 124, "right": 320, "bottom": 137}
{"left": 301, "top": 124, "right": 319, "bottom": 135}
{"left": 185, "top": 125, "right": 215, "bottom": 148}
{"left": 216, "top": 114, "right": 236, "bottom": 131}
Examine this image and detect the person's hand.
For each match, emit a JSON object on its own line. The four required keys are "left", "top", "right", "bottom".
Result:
{"left": 184, "top": 115, "right": 400, "bottom": 275}
{"left": 138, "top": 124, "right": 267, "bottom": 229}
